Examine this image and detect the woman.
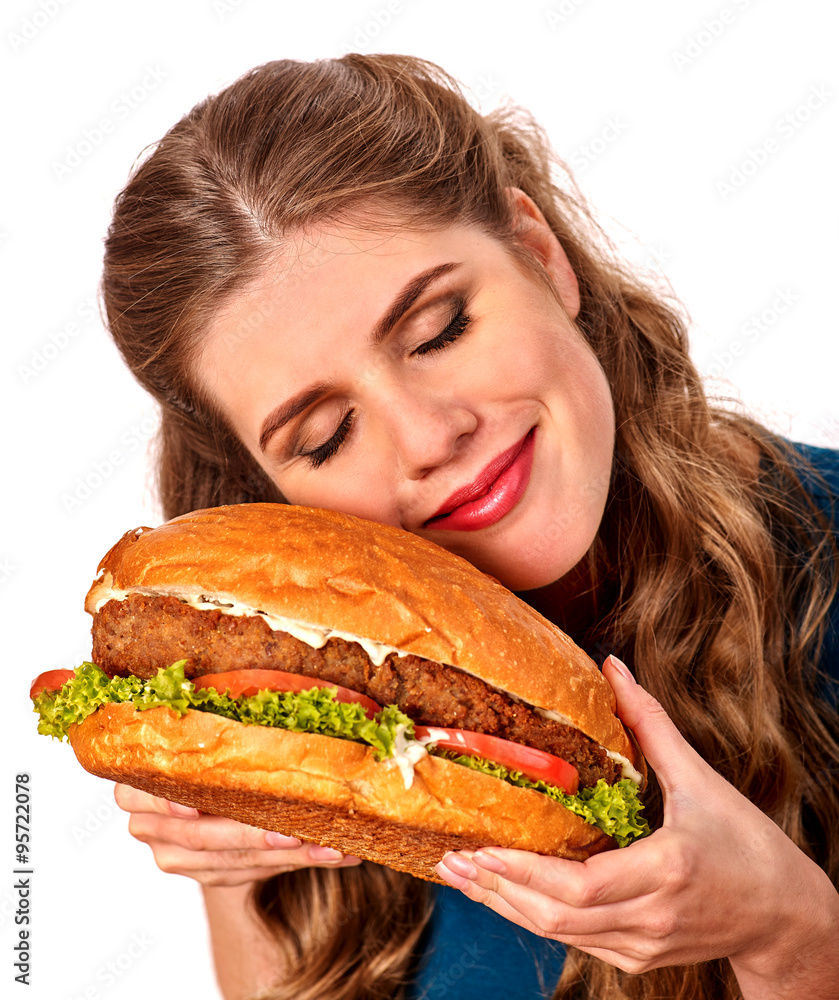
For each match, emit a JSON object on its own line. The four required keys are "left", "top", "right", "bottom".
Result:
{"left": 102, "top": 54, "right": 839, "bottom": 999}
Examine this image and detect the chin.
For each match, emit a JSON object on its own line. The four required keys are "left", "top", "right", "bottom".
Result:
{"left": 488, "top": 564, "right": 571, "bottom": 593}
{"left": 455, "top": 537, "right": 589, "bottom": 593}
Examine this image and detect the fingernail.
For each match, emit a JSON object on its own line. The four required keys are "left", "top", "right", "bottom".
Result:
{"left": 265, "top": 831, "right": 302, "bottom": 849}
{"left": 435, "top": 861, "right": 458, "bottom": 885}
{"left": 309, "top": 845, "right": 344, "bottom": 862}
{"left": 472, "top": 850, "right": 507, "bottom": 875}
{"left": 439, "top": 852, "right": 477, "bottom": 880}
{"left": 606, "top": 654, "right": 635, "bottom": 683}
{"left": 169, "top": 801, "right": 200, "bottom": 817}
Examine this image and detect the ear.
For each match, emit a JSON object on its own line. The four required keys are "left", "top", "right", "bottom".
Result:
{"left": 504, "top": 186, "right": 580, "bottom": 320}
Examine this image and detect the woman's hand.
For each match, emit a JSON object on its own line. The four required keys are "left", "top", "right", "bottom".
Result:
{"left": 113, "top": 784, "right": 363, "bottom": 887}
{"left": 434, "top": 656, "right": 839, "bottom": 999}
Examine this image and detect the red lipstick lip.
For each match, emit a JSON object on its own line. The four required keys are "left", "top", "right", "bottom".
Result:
{"left": 424, "top": 427, "right": 535, "bottom": 527}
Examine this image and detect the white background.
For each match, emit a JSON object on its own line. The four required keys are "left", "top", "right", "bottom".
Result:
{"left": 2, "top": 1, "right": 837, "bottom": 997}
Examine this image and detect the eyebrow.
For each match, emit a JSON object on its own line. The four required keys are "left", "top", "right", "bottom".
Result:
{"left": 258, "top": 261, "right": 463, "bottom": 453}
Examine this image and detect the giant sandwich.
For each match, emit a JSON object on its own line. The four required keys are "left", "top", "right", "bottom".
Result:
{"left": 31, "top": 503, "right": 649, "bottom": 882}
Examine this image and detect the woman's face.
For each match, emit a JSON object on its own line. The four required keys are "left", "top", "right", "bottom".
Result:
{"left": 197, "top": 191, "right": 615, "bottom": 591}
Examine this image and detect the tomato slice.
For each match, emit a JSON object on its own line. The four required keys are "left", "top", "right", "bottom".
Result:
{"left": 30, "top": 669, "right": 76, "bottom": 701}
{"left": 415, "top": 725, "right": 579, "bottom": 794}
{"left": 192, "top": 669, "right": 382, "bottom": 720}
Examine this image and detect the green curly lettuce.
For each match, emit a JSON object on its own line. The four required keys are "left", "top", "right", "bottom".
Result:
{"left": 33, "top": 661, "right": 649, "bottom": 846}
{"left": 432, "top": 748, "right": 650, "bottom": 847}
{"left": 32, "top": 660, "right": 414, "bottom": 760}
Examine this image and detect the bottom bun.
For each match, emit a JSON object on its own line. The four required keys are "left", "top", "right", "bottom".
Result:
{"left": 69, "top": 703, "right": 615, "bottom": 882}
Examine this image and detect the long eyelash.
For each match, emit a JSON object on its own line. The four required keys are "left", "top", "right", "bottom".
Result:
{"left": 301, "top": 303, "right": 471, "bottom": 469}
{"left": 413, "top": 305, "right": 472, "bottom": 356}
{"left": 302, "top": 409, "right": 354, "bottom": 469}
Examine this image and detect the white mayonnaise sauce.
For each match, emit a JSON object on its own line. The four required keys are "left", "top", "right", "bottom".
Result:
{"left": 383, "top": 723, "right": 434, "bottom": 789}
{"left": 93, "top": 587, "right": 413, "bottom": 666}
{"left": 606, "top": 749, "right": 644, "bottom": 784}
{"left": 535, "top": 705, "right": 575, "bottom": 727}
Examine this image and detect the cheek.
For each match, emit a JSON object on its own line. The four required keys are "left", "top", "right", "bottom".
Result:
{"left": 564, "top": 353, "right": 615, "bottom": 497}
{"left": 522, "top": 323, "right": 614, "bottom": 440}
{"left": 546, "top": 321, "right": 613, "bottom": 416}
{"left": 271, "top": 458, "right": 401, "bottom": 528}
{"left": 571, "top": 353, "right": 614, "bottom": 445}
{"left": 540, "top": 333, "right": 615, "bottom": 517}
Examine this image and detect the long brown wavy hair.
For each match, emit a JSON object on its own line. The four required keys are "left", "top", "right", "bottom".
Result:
{"left": 100, "top": 54, "right": 839, "bottom": 1000}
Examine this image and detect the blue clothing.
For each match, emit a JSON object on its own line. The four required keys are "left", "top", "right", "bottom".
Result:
{"left": 410, "top": 885, "right": 566, "bottom": 1000}
{"left": 778, "top": 441, "right": 839, "bottom": 707}
{"left": 408, "top": 440, "right": 839, "bottom": 999}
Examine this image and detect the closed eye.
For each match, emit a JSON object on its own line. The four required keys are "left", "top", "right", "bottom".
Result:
{"left": 299, "top": 407, "right": 355, "bottom": 470}
{"left": 299, "top": 301, "right": 472, "bottom": 469}
{"left": 411, "top": 303, "right": 472, "bottom": 356}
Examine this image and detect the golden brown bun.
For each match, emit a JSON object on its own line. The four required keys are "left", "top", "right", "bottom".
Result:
{"left": 84, "top": 503, "right": 641, "bottom": 772}
{"left": 69, "top": 704, "right": 615, "bottom": 880}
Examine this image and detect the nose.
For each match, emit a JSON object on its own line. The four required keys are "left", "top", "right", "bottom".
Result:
{"left": 376, "top": 387, "right": 477, "bottom": 483}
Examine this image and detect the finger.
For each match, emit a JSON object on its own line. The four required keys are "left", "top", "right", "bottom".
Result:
{"left": 127, "top": 811, "right": 362, "bottom": 867}
{"left": 551, "top": 943, "right": 661, "bottom": 977}
{"left": 128, "top": 811, "right": 301, "bottom": 853}
{"left": 307, "top": 844, "right": 361, "bottom": 863}
{"left": 436, "top": 852, "right": 678, "bottom": 969}
{"left": 463, "top": 837, "right": 672, "bottom": 908}
{"left": 113, "top": 783, "right": 201, "bottom": 818}
{"left": 308, "top": 848, "right": 363, "bottom": 867}
{"left": 172, "top": 854, "right": 364, "bottom": 887}
{"left": 188, "top": 866, "right": 309, "bottom": 886}
{"left": 442, "top": 849, "right": 654, "bottom": 934}
{"left": 154, "top": 843, "right": 312, "bottom": 873}
{"left": 115, "top": 786, "right": 363, "bottom": 868}
{"left": 435, "top": 852, "right": 640, "bottom": 943}
{"left": 602, "top": 656, "right": 706, "bottom": 795}
{"left": 152, "top": 841, "right": 363, "bottom": 876}
{"left": 435, "top": 853, "right": 570, "bottom": 938}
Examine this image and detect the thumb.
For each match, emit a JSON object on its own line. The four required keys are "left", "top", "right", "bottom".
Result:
{"left": 602, "top": 655, "right": 705, "bottom": 796}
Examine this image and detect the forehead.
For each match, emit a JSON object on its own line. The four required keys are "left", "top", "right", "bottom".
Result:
{"left": 252, "top": 214, "right": 470, "bottom": 292}
{"left": 204, "top": 216, "right": 500, "bottom": 352}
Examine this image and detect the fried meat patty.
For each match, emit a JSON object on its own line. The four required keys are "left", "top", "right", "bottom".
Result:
{"left": 92, "top": 593, "right": 621, "bottom": 788}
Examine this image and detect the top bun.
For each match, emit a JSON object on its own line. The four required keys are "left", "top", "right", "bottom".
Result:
{"left": 85, "top": 503, "right": 638, "bottom": 766}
